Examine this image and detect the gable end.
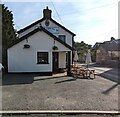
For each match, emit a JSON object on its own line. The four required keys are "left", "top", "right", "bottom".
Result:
{"left": 9, "top": 26, "right": 74, "bottom": 50}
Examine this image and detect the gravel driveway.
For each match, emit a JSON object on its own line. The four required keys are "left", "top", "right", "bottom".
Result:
{"left": 2, "top": 72, "right": 118, "bottom": 111}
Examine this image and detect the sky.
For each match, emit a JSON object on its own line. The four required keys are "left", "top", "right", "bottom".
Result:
{"left": 2, "top": 0, "right": 120, "bottom": 46}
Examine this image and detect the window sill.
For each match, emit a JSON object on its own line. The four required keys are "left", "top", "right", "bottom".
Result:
{"left": 37, "top": 62, "right": 49, "bottom": 64}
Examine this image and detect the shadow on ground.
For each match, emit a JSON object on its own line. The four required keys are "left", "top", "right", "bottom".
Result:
{"left": 34, "top": 75, "right": 66, "bottom": 82}
{"left": 55, "top": 78, "right": 76, "bottom": 84}
{"left": 84, "top": 63, "right": 119, "bottom": 83}
{"left": 97, "top": 69, "right": 119, "bottom": 83}
{"left": 87, "top": 63, "right": 119, "bottom": 95}
{"left": 2, "top": 74, "right": 34, "bottom": 86}
{"left": 2, "top": 73, "right": 69, "bottom": 86}
{"left": 102, "top": 83, "right": 118, "bottom": 95}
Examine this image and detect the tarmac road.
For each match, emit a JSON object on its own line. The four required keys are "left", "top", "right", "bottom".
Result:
{"left": 2, "top": 73, "right": 118, "bottom": 111}
{"left": 2, "top": 63, "right": 119, "bottom": 116}
{"left": 91, "top": 67, "right": 119, "bottom": 83}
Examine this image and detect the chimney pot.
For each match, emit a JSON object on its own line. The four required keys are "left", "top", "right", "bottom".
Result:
{"left": 43, "top": 6, "right": 52, "bottom": 19}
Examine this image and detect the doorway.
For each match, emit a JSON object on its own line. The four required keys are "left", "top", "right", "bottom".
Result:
{"left": 52, "top": 52, "right": 59, "bottom": 73}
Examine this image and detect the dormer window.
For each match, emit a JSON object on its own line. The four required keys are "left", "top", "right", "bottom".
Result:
{"left": 58, "top": 35, "right": 66, "bottom": 42}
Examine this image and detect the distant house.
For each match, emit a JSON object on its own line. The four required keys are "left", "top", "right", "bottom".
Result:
{"left": 92, "top": 42, "right": 102, "bottom": 62}
{"left": 7, "top": 7, "right": 76, "bottom": 75}
{"left": 93, "top": 38, "right": 120, "bottom": 67}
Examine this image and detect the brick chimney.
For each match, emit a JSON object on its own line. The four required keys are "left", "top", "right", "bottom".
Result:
{"left": 111, "top": 37, "right": 115, "bottom": 41}
{"left": 43, "top": 6, "right": 52, "bottom": 19}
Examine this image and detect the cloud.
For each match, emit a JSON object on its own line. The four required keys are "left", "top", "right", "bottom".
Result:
{"left": 70, "top": 0, "right": 119, "bottom": 44}
{"left": 4, "top": 0, "right": 120, "bottom": 45}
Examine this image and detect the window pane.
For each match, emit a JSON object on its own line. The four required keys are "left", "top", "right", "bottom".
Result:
{"left": 58, "top": 35, "right": 66, "bottom": 42}
{"left": 37, "top": 52, "right": 48, "bottom": 64}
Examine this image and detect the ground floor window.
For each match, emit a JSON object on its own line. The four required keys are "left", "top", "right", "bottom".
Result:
{"left": 37, "top": 52, "right": 48, "bottom": 64}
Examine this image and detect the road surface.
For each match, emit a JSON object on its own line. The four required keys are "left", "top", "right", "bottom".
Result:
{"left": 81, "top": 63, "right": 119, "bottom": 83}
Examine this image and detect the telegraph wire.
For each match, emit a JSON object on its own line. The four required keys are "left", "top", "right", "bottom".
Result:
{"left": 79, "top": 2, "right": 117, "bottom": 12}
{"left": 1, "top": 1, "right": 118, "bottom": 31}
{"left": 14, "top": 22, "right": 20, "bottom": 30}
{"left": 53, "top": 2, "right": 118, "bottom": 18}
{"left": 50, "top": 0, "right": 64, "bottom": 25}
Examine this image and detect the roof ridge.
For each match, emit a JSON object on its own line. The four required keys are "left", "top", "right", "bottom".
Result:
{"left": 9, "top": 26, "right": 74, "bottom": 50}
{"left": 17, "top": 18, "right": 76, "bottom": 36}
{"left": 17, "top": 18, "right": 44, "bottom": 33}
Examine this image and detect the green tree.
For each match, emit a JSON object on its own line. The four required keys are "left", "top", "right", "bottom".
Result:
{"left": 74, "top": 41, "right": 92, "bottom": 63}
{"left": 2, "top": 4, "right": 16, "bottom": 72}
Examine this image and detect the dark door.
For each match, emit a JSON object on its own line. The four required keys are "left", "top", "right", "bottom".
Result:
{"left": 52, "top": 52, "right": 59, "bottom": 73}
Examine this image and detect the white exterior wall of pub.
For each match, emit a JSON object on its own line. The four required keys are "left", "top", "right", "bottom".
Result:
{"left": 8, "top": 31, "right": 71, "bottom": 73}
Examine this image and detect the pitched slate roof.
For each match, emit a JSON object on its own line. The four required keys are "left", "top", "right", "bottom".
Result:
{"left": 93, "top": 42, "right": 102, "bottom": 49}
{"left": 17, "top": 18, "right": 44, "bottom": 34}
{"left": 97, "top": 39, "right": 120, "bottom": 51}
{"left": 17, "top": 18, "right": 76, "bottom": 36}
{"left": 8, "top": 26, "right": 74, "bottom": 50}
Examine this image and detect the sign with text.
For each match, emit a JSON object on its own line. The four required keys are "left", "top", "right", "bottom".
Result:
{"left": 46, "top": 27, "right": 59, "bottom": 34}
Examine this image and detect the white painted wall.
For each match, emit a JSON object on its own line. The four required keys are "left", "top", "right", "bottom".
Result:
{"left": 8, "top": 31, "right": 71, "bottom": 73}
{"left": 19, "top": 19, "right": 73, "bottom": 47}
{"left": 41, "top": 20, "right": 73, "bottom": 47}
